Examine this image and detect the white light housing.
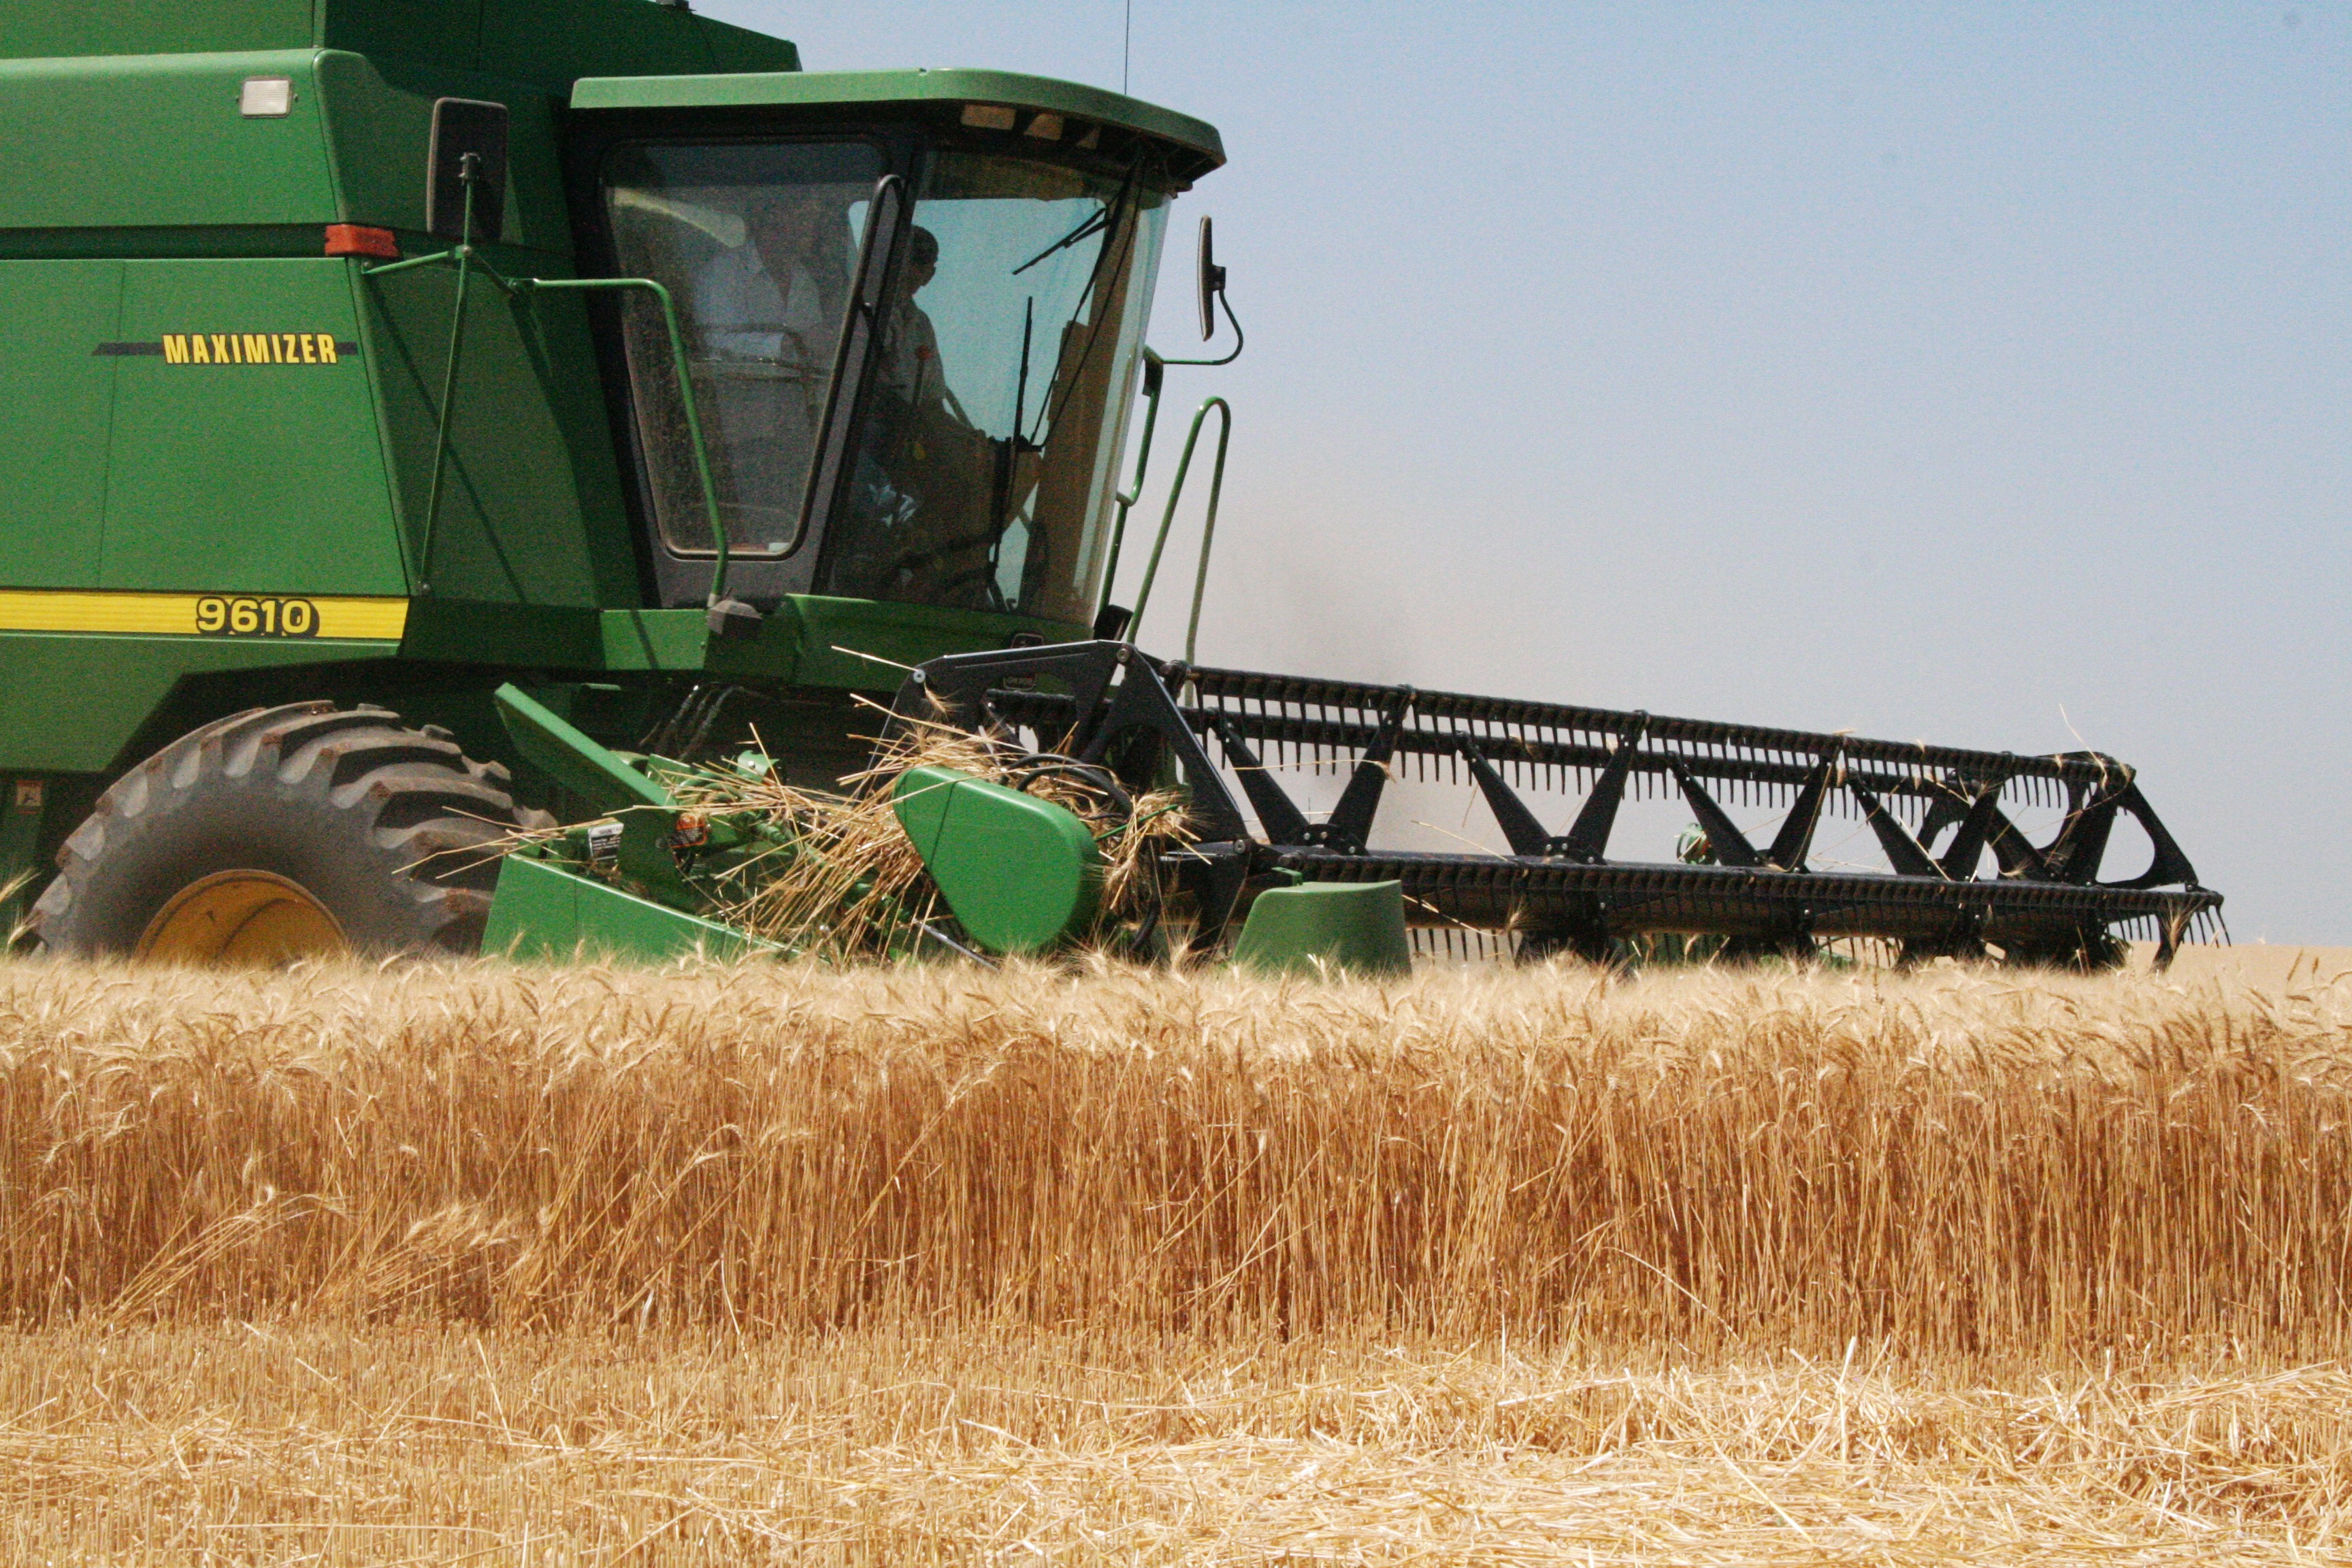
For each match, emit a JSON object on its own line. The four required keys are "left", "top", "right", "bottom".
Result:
{"left": 960, "top": 103, "right": 1016, "bottom": 131}
{"left": 1025, "top": 112, "right": 1064, "bottom": 141}
{"left": 240, "top": 76, "right": 293, "bottom": 118}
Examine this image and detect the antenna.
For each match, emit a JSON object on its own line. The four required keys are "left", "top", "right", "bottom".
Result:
{"left": 1123, "top": 0, "right": 1132, "bottom": 93}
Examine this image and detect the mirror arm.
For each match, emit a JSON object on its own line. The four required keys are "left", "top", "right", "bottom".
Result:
{"left": 1156, "top": 290, "right": 1244, "bottom": 369}
{"left": 368, "top": 245, "right": 517, "bottom": 294}
{"left": 360, "top": 248, "right": 461, "bottom": 281}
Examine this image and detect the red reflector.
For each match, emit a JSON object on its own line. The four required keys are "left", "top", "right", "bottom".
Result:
{"left": 324, "top": 225, "right": 400, "bottom": 260}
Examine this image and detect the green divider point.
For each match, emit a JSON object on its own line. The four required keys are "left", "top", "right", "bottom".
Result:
{"left": 493, "top": 683, "right": 672, "bottom": 815}
{"left": 1230, "top": 879, "right": 1412, "bottom": 979}
{"left": 892, "top": 764, "right": 1100, "bottom": 954}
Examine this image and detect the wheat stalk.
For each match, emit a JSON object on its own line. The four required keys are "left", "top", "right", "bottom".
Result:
{"left": 3, "top": 958, "right": 2348, "bottom": 1358}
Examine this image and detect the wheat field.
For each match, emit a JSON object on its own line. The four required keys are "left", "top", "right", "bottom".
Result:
{"left": 5, "top": 954, "right": 2352, "bottom": 1561}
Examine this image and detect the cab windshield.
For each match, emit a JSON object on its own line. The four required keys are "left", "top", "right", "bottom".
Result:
{"left": 604, "top": 140, "right": 1168, "bottom": 626}
{"left": 819, "top": 152, "right": 1165, "bottom": 622}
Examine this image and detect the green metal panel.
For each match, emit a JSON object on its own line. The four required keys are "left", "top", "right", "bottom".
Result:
{"left": 313, "top": 0, "right": 487, "bottom": 74}
{"left": 402, "top": 599, "right": 1082, "bottom": 681}
{"left": 0, "top": 632, "right": 399, "bottom": 774}
{"left": 400, "top": 599, "right": 601, "bottom": 664}
{"left": 317, "top": 0, "right": 799, "bottom": 86}
{"left": 599, "top": 608, "right": 707, "bottom": 670}
{"left": 395, "top": 604, "right": 700, "bottom": 668}
{"left": 493, "top": 682, "right": 671, "bottom": 815}
{"left": 313, "top": 49, "right": 572, "bottom": 256}
{"left": 357, "top": 257, "right": 636, "bottom": 606}
{"left": 0, "top": 261, "right": 123, "bottom": 587}
{"left": 0, "top": 30, "right": 799, "bottom": 246}
{"left": 0, "top": 3, "right": 312, "bottom": 60}
{"left": 667, "top": 14, "right": 799, "bottom": 76}
{"left": 100, "top": 258, "right": 406, "bottom": 595}
{"left": 708, "top": 596, "right": 1090, "bottom": 690}
{"left": 399, "top": 595, "right": 1083, "bottom": 682}
{"left": 0, "top": 48, "right": 563, "bottom": 251}
{"left": 892, "top": 764, "right": 1100, "bottom": 954}
{"left": 483, "top": 851, "right": 774, "bottom": 963}
{"left": 492, "top": 681, "right": 698, "bottom": 901}
{"left": 572, "top": 67, "right": 1224, "bottom": 178}
{"left": 3, "top": 1, "right": 798, "bottom": 80}
{"left": 1230, "top": 881, "right": 1414, "bottom": 979}
{"left": 480, "top": 0, "right": 713, "bottom": 88}
{"left": 0, "top": 52, "right": 336, "bottom": 232}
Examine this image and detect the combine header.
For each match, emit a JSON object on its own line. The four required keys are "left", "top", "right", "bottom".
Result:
{"left": 900, "top": 645, "right": 2220, "bottom": 967}
{"left": 0, "top": 1, "right": 2217, "bottom": 970}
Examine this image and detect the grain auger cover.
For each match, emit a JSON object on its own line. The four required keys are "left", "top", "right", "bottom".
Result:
{"left": 893, "top": 641, "right": 2223, "bottom": 967}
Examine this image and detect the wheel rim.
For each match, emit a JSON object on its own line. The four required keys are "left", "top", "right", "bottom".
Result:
{"left": 135, "top": 870, "right": 349, "bottom": 965}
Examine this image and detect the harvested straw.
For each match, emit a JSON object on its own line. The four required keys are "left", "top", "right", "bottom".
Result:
{"left": 698, "top": 702, "right": 1189, "bottom": 956}
{"left": 7, "top": 1322, "right": 2350, "bottom": 1563}
{"left": 512, "top": 700, "right": 1192, "bottom": 959}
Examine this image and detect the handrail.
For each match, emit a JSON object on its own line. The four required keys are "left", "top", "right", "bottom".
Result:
{"left": 508, "top": 276, "right": 727, "bottom": 602}
{"left": 1100, "top": 245, "right": 1242, "bottom": 633}
{"left": 1125, "top": 395, "right": 1231, "bottom": 665}
{"left": 364, "top": 176, "right": 728, "bottom": 607}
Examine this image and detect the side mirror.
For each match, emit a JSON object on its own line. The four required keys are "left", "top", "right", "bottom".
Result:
{"left": 1158, "top": 217, "right": 1243, "bottom": 368}
{"left": 1196, "top": 215, "right": 1227, "bottom": 341}
{"left": 425, "top": 97, "right": 510, "bottom": 243}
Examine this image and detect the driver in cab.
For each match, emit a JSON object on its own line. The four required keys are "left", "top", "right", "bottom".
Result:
{"left": 692, "top": 192, "right": 849, "bottom": 522}
{"left": 696, "top": 190, "right": 843, "bottom": 375}
{"left": 835, "top": 226, "right": 1002, "bottom": 604}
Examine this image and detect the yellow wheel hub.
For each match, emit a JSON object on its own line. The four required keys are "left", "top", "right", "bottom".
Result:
{"left": 135, "top": 870, "right": 348, "bottom": 965}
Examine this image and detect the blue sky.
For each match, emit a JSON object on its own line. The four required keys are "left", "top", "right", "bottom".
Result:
{"left": 697, "top": 1, "right": 2350, "bottom": 943}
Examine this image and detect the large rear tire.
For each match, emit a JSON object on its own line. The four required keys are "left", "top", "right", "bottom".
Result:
{"left": 31, "top": 702, "right": 547, "bottom": 962}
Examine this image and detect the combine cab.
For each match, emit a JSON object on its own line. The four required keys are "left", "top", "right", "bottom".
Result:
{"left": 0, "top": 2, "right": 2216, "bottom": 968}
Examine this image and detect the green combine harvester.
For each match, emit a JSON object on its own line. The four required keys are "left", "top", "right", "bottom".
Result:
{"left": 0, "top": 1, "right": 2222, "bottom": 972}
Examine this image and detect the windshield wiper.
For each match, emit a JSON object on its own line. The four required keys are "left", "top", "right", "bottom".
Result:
{"left": 1011, "top": 158, "right": 1139, "bottom": 278}
{"left": 1013, "top": 295, "right": 1034, "bottom": 448}
{"left": 1011, "top": 208, "right": 1109, "bottom": 277}
{"left": 992, "top": 297, "right": 1038, "bottom": 547}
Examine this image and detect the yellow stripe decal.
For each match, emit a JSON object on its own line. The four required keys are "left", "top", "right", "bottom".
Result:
{"left": 0, "top": 591, "right": 408, "bottom": 642}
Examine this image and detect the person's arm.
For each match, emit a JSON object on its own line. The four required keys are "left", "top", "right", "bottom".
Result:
{"left": 775, "top": 268, "right": 832, "bottom": 377}
{"left": 915, "top": 313, "right": 977, "bottom": 430}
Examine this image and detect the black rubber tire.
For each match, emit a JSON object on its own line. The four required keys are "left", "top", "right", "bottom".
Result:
{"left": 31, "top": 702, "right": 550, "bottom": 958}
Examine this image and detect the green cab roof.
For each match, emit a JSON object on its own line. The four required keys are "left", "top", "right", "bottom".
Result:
{"left": 570, "top": 67, "right": 1224, "bottom": 184}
